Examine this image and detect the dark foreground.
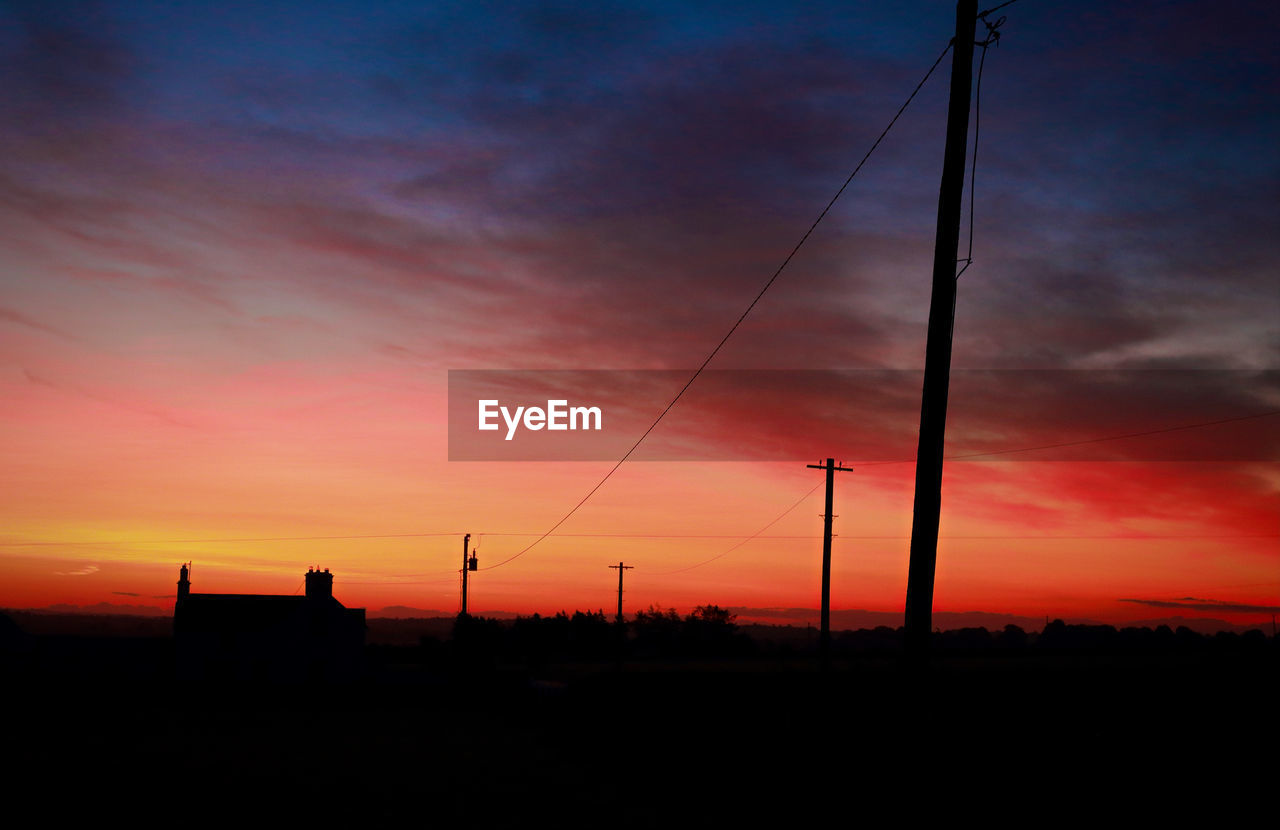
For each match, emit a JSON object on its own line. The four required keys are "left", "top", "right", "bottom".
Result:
{"left": 4, "top": 624, "right": 1276, "bottom": 825}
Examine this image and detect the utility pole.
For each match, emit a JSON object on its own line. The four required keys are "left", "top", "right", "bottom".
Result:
{"left": 608, "top": 562, "right": 633, "bottom": 623}
{"left": 460, "top": 533, "right": 471, "bottom": 616}
{"left": 807, "top": 458, "right": 853, "bottom": 669}
{"left": 904, "top": 0, "right": 978, "bottom": 655}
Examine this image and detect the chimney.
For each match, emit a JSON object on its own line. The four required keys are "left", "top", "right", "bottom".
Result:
{"left": 305, "top": 567, "right": 333, "bottom": 600}
{"left": 177, "top": 562, "right": 190, "bottom": 601}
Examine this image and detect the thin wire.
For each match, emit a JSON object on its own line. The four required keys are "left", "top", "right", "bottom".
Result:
{"left": 0, "top": 531, "right": 462, "bottom": 548}
{"left": 340, "top": 575, "right": 471, "bottom": 586}
{"left": 955, "top": 28, "right": 993, "bottom": 282}
{"left": 165, "top": 528, "right": 1280, "bottom": 588}
{"left": 635, "top": 533, "right": 1278, "bottom": 544}
{"left": 471, "top": 532, "right": 827, "bottom": 539}
{"left": 944, "top": 409, "right": 1280, "bottom": 461}
{"left": 977, "top": 0, "right": 1021, "bottom": 19}
{"left": 646, "top": 482, "right": 826, "bottom": 576}
{"left": 639, "top": 410, "right": 1280, "bottom": 574}
{"left": 343, "top": 531, "right": 1280, "bottom": 547}
{"left": 4, "top": 411, "right": 1273, "bottom": 552}
{"left": 479, "top": 42, "right": 956, "bottom": 572}
{"left": 849, "top": 409, "right": 1280, "bottom": 468}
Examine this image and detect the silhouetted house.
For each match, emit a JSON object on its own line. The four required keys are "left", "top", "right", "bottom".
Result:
{"left": 173, "top": 564, "right": 365, "bottom": 682}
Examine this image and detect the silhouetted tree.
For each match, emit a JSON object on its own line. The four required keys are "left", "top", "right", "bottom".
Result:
{"left": 1240, "top": 629, "right": 1266, "bottom": 648}
{"left": 631, "top": 605, "right": 682, "bottom": 654}
{"left": 1037, "top": 620, "right": 1121, "bottom": 651}
{"left": 633, "top": 604, "right": 681, "bottom": 626}
{"left": 568, "top": 610, "right": 612, "bottom": 656}
{"left": 687, "top": 605, "right": 736, "bottom": 626}
{"left": 1174, "top": 625, "right": 1202, "bottom": 649}
{"left": 682, "top": 604, "right": 749, "bottom": 656}
{"left": 942, "top": 626, "right": 993, "bottom": 650}
{"left": 996, "top": 624, "right": 1028, "bottom": 649}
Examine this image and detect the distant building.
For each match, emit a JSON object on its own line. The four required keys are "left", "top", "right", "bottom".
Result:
{"left": 173, "top": 564, "right": 365, "bottom": 682}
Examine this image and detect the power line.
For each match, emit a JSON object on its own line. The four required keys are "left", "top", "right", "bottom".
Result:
{"left": 341, "top": 575, "right": 463, "bottom": 586}
{"left": 839, "top": 534, "right": 1278, "bottom": 540}
{"left": 635, "top": 410, "right": 1280, "bottom": 575}
{"left": 955, "top": 10, "right": 1001, "bottom": 281}
{"left": 978, "top": 0, "right": 1022, "bottom": 19}
{"left": 479, "top": 41, "right": 956, "bottom": 572}
{"left": 846, "top": 409, "right": 1280, "bottom": 468}
{"left": 346, "top": 531, "right": 1280, "bottom": 546}
{"left": 944, "top": 409, "right": 1280, "bottom": 461}
{"left": 0, "top": 531, "right": 462, "bottom": 548}
{"left": 4, "top": 410, "right": 1272, "bottom": 552}
{"left": 9, "top": 528, "right": 1276, "bottom": 549}
{"left": 645, "top": 482, "right": 824, "bottom": 576}
{"left": 957, "top": 0, "right": 1022, "bottom": 282}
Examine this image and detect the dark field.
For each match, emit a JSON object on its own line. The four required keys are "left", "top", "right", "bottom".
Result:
{"left": 4, "top": 614, "right": 1275, "bottom": 825}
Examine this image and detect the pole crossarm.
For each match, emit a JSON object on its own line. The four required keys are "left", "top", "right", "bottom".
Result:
{"left": 806, "top": 463, "right": 856, "bottom": 473}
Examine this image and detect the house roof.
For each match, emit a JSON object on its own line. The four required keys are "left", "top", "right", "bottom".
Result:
{"left": 176, "top": 593, "right": 364, "bottom": 632}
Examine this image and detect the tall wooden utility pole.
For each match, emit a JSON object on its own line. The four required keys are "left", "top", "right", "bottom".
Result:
{"left": 807, "top": 458, "right": 853, "bottom": 669}
{"left": 904, "top": 0, "right": 978, "bottom": 654}
{"left": 608, "top": 561, "right": 633, "bottom": 623}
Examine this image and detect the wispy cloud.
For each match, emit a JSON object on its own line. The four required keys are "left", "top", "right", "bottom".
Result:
{"left": 0, "top": 306, "right": 74, "bottom": 340}
{"left": 54, "top": 564, "right": 99, "bottom": 576}
{"left": 1119, "top": 598, "right": 1280, "bottom": 614}
{"left": 23, "top": 369, "right": 198, "bottom": 429}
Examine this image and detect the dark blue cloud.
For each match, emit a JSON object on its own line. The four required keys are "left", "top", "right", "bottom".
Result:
{"left": 1, "top": 0, "right": 1275, "bottom": 372}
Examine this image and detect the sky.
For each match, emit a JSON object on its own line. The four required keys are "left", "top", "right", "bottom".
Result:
{"left": 1, "top": 0, "right": 1276, "bottom": 627}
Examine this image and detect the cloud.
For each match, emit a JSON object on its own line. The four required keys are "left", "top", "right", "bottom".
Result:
{"left": 0, "top": 0, "right": 140, "bottom": 146}
{"left": 0, "top": 1, "right": 1275, "bottom": 621}
{"left": 22, "top": 369, "right": 198, "bottom": 429}
{"left": 2, "top": 0, "right": 1273, "bottom": 383}
{"left": 1119, "top": 598, "right": 1280, "bottom": 614}
{"left": 54, "top": 564, "right": 99, "bottom": 576}
{"left": 0, "top": 306, "right": 73, "bottom": 340}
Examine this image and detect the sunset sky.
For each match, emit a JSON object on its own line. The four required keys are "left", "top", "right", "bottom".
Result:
{"left": 1, "top": 0, "right": 1276, "bottom": 627}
